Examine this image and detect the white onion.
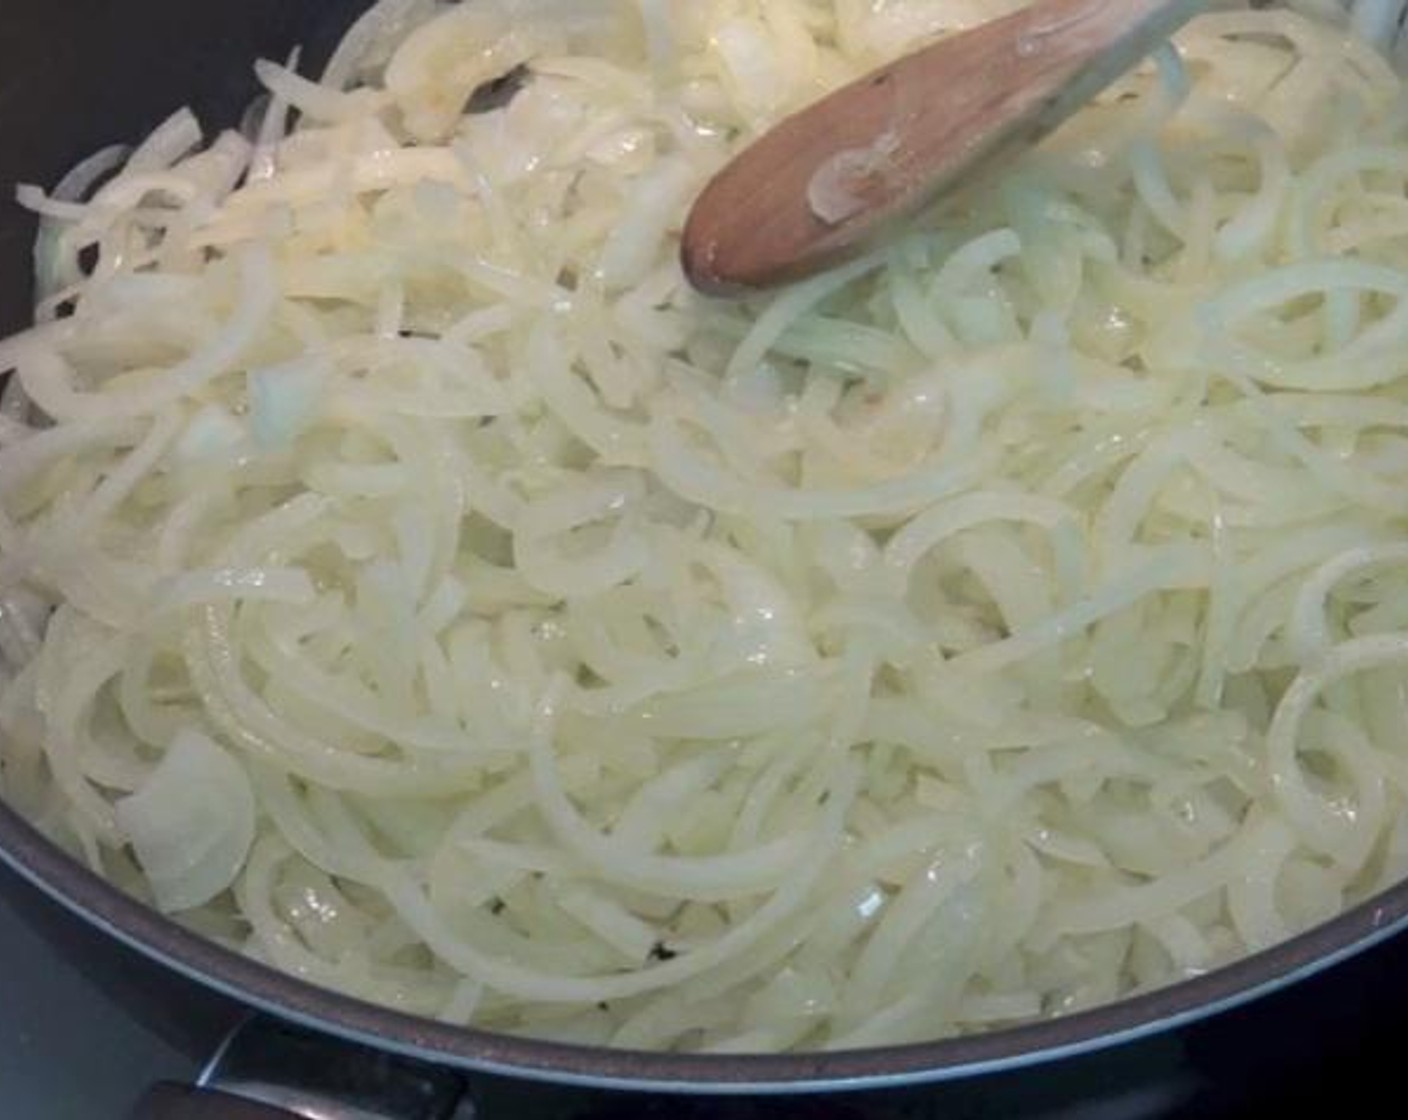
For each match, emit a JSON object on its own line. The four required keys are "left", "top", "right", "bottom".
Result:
{"left": 3, "top": 0, "right": 1408, "bottom": 1056}
{"left": 114, "top": 728, "right": 256, "bottom": 912}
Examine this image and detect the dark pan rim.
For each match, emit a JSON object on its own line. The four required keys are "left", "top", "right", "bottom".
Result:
{"left": 3, "top": 797, "right": 1408, "bottom": 1092}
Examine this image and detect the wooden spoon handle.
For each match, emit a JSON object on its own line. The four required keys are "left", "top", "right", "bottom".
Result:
{"left": 682, "top": 0, "right": 1206, "bottom": 294}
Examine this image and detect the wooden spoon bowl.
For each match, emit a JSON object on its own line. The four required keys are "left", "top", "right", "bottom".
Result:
{"left": 681, "top": 0, "right": 1208, "bottom": 295}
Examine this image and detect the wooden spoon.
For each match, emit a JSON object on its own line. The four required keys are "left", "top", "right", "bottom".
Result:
{"left": 681, "top": 0, "right": 1206, "bottom": 295}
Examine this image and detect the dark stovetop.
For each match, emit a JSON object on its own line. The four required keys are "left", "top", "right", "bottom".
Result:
{"left": 0, "top": 857, "right": 1396, "bottom": 1120}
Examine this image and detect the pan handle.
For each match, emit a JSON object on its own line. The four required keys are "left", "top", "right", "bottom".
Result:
{"left": 129, "top": 1084, "right": 311, "bottom": 1119}
{"left": 127, "top": 1016, "right": 472, "bottom": 1120}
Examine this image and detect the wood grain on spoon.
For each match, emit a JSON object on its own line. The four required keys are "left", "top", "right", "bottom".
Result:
{"left": 681, "top": 0, "right": 1207, "bottom": 295}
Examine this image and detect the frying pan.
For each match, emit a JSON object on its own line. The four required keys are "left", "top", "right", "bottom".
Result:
{"left": 4, "top": 1, "right": 1408, "bottom": 1116}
